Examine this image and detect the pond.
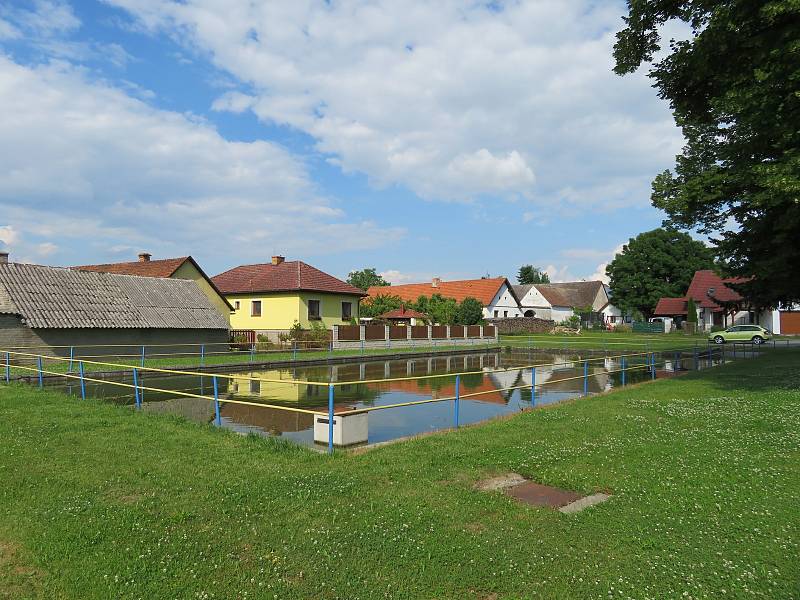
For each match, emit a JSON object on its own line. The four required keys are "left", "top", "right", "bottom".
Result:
{"left": 49, "top": 347, "right": 726, "bottom": 448}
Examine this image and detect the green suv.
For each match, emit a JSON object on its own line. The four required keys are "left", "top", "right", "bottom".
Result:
{"left": 709, "top": 325, "right": 772, "bottom": 345}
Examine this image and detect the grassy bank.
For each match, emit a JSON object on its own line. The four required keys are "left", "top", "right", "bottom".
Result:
{"left": 0, "top": 350, "right": 797, "bottom": 598}
{"left": 6, "top": 341, "right": 499, "bottom": 377}
{"left": 504, "top": 330, "right": 725, "bottom": 351}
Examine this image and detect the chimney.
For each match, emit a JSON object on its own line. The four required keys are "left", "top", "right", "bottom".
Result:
{"left": 272, "top": 255, "right": 285, "bottom": 265}
{"left": 432, "top": 277, "right": 441, "bottom": 288}
{"left": 0, "top": 252, "right": 8, "bottom": 264}
{"left": 138, "top": 252, "right": 152, "bottom": 262}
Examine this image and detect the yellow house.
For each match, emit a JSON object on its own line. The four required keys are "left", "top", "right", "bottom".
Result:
{"left": 75, "top": 253, "right": 233, "bottom": 321}
{"left": 212, "top": 256, "right": 366, "bottom": 338}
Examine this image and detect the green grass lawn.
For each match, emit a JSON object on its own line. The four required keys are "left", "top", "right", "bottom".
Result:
{"left": 501, "top": 330, "right": 758, "bottom": 351}
{"left": 0, "top": 350, "right": 798, "bottom": 598}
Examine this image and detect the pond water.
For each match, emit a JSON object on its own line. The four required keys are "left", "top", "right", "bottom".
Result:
{"left": 49, "top": 348, "right": 727, "bottom": 448}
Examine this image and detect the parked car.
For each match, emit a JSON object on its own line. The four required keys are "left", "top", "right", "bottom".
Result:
{"left": 708, "top": 325, "right": 772, "bottom": 345}
{"left": 648, "top": 316, "right": 673, "bottom": 332}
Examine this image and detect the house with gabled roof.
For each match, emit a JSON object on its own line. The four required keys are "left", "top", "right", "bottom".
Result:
{"left": 212, "top": 256, "right": 366, "bottom": 339}
{"left": 514, "top": 280, "right": 622, "bottom": 325}
{"left": 75, "top": 252, "right": 232, "bottom": 320}
{"left": 367, "top": 277, "right": 522, "bottom": 320}
{"left": 0, "top": 254, "right": 229, "bottom": 356}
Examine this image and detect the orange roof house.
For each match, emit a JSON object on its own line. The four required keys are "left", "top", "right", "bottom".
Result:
{"left": 367, "top": 277, "right": 522, "bottom": 319}
{"left": 653, "top": 270, "right": 748, "bottom": 329}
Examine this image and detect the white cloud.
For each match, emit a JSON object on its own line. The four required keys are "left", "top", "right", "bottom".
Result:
{"left": 0, "top": 55, "right": 403, "bottom": 269}
{"left": 0, "top": 225, "right": 19, "bottom": 247}
{"left": 108, "top": 0, "right": 682, "bottom": 207}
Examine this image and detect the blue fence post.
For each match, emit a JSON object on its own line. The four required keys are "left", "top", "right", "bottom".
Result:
{"left": 250, "top": 343, "right": 255, "bottom": 363}
{"left": 4, "top": 351, "right": 9, "bottom": 383}
{"left": 651, "top": 353, "right": 656, "bottom": 380}
{"left": 454, "top": 374, "right": 460, "bottom": 428}
{"left": 360, "top": 339, "right": 364, "bottom": 355}
{"left": 37, "top": 356, "right": 43, "bottom": 389}
{"left": 78, "top": 361, "right": 86, "bottom": 400}
{"left": 133, "top": 367, "right": 141, "bottom": 409}
{"left": 200, "top": 344, "right": 205, "bottom": 368}
{"left": 293, "top": 341, "right": 297, "bottom": 361}
{"left": 621, "top": 356, "right": 626, "bottom": 386}
{"left": 694, "top": 345, "right": 699, "bottom": 371}
{"left": 69, "top": 346, "right": 74, "bottom": 372}
{"left": 531, "top": 366, "right": 536, "bottom": 406}
{"left": 213, "top": 376, "right": 221, "bottom": 426}
{"left": 140, "top": 345, "right": 146, "bottom": 368}
{"left": 674, "top": 351, "right": 679, "bottom": 372}
{"left": 583, "top": 360, "right": 588, "bottom": 396}
{"left": 328, "top": 384, "right": 335, "bottom": 455}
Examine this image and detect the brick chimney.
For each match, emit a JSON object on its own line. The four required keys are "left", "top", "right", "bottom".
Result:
{"left": 432, "top": 277, "right": 441, "bottom": 288}
{"left": 272, "top": 255, "right": 285, "bottom": 265}
{"left": 0, "top": 252, "right": 8, "bottom": 264}
{"left": 138, "top": 252, "right": 152, "bottom": 262}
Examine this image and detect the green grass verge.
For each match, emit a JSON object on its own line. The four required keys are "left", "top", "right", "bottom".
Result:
{"left": 500, "top": 331, "right": 759, "bottom": 351}
{"left": 0, "top": 350, "right": 798, "bottom": 598}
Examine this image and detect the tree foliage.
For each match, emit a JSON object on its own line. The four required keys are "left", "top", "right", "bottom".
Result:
{"left": 456, "top": 297, "right": 484, "bottom": 325}
{"left": 359, "top": 294, "right": 403, "bottom": 318}
{"left": 606, "top": 228, "right": 714, "bottom": 317}
{"left": 614, "top": 1, "right": 800, "bottom": 308}
{"left": 517, "top": 265, "right": 550, "bottom": 285}
{"left": 359, "top": 293, "right": 484, "bottom": 325}
{"left": 686, "top": 297, "right": 698, "bottom": 323}
{"left": 346, "top": 268, "right": 389, "bottom": 291}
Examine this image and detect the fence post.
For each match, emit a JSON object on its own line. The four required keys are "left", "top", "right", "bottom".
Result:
{"left": 213, "top": 376, "right": 221, "bottom": 426}
{"left": 694, "top": 345, "right": 699, "bottom": 371}
{"left": 583, "top": 360, "right": 588, "bottom": 396}
{"left": 140, "top": 345, "right": 146, "bottom": 368}
{"left": 133, "top": 367, "right": 141, "bottom": 409}
{"left": 293, "top": 341, "right": 297, "bottom": 361}
{"left": 651, "top": 353, "right": 656, "bottom": 380}
{"left": 454, "top": 374, "right": 460, "bottom": 428}
{"left": 531, "top": 366, "right": 536, "bottom": 406}
{"left": 79, "top": 361, "right": 86, "bottom": 400}
{"left": 69, "top": 346, "right": 74, "bottom": 372}
{"left": 674, "top": 351, "right": 679, "bottom": 372}
{"left": 250, "top": 343, "right": 255, "bottom": 362}
{"left": 621, "top": 356, "right": 626, "bottom": 386}
{"left": 4, "top": 351, "right": 9, "bottom": 383}
{"left": 328, "top": 384, "right": 335, "bottom": 455}
{"left": 37, "top": 356, "right": 43, "bottom": 389}
{"left": 200, "top": 344, "right": 205, "bottom": 368}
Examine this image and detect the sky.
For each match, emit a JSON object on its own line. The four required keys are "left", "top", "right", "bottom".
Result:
{"left": 0, "top": 0, "right": 684, "bottom": 284}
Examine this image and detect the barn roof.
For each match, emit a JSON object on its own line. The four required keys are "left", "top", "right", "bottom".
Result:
{"left": 0, "top": 262, "right": 229, "bottom": 329}
{"left": 532, "top": 281, "right": 605, "bottom": 308}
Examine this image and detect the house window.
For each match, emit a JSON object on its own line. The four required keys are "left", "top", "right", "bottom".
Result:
{"left": 341, "top": 301, "right": 352, "bottom": 320}
{"left": 493, "top": 310, "right": 498, "bottom": 318}
{"left": 308, "top": 299, "right": 321, "bottom": 320}
{"left": 251, "top": 300, "right": 261, "bottom": 317}
{"left": 234, "top": 300, "right": 240, "bottom": 311}
{"left": 503, "top": 311, "right": 508, "bottom": 317}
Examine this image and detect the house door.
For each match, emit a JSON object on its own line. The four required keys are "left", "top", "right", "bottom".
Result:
{"left": 779, "top": 311, "right": 800, "bottom": 334}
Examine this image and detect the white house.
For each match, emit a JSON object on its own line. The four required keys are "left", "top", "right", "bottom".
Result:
{"left": 515, "top": 280, "right": 623, "bottom": 325}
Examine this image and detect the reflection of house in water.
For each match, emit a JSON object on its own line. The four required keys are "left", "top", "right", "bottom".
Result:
{"left": 221, "top": 403, "right": 315, "bottom": 435}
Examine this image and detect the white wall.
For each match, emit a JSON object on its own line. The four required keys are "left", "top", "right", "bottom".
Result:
{"left": 486, "top": 284, "right": 523, "bottom": 318}
{"left": 551, "top": 306, "right": 574, "bottom": 323}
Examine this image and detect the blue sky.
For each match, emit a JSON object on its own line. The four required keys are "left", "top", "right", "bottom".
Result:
{"left": 0, "top": 0, "right": 682, "bottom": 283}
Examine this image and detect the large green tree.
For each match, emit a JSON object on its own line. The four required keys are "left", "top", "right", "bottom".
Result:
{"left": 517, "top": 265, "right": 550, "bottom": 285}
{"left": 606, "top": 228, "right": 715, "bottom": 317}
{"left": 346, "top": 268, "right": 389, "bottom": 291}
{"left": 455, "top": 297, "right": 484, "bottom": 325}
{"left": 359, "top": 293, "right": 402, "bottom": 318}
{"left": 614, "top": 1, "right": 800, "bottom": 309}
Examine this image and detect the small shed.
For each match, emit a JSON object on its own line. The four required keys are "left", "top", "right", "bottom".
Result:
{"left": 0, "top": 260, "right": 229, "bottom": 357}
{"left": 378, "top": 307, "right": 429, "bottom": 326}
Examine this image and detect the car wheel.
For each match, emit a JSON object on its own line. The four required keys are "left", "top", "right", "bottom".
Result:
{"left": 752, "top": 336, "right": 764, "bottom": 345}
{"left": 713, "top": 335, "right": 725, "bottom": 344}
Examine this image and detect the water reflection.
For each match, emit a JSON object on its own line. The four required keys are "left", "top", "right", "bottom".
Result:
{"left": 50, "top": 349, "right": 724, "bottom": 447}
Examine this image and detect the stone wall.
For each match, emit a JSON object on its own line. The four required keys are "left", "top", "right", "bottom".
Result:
{"left": 485, "top": 317, "right": 555, "bottom": 335}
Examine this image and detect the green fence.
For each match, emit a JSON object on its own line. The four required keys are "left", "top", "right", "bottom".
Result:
{"left": 632, "top": 322, "right": 665, "bottom": 334}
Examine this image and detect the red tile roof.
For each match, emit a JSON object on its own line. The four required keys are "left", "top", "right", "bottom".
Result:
{"left": 685, "top": 270, "right": 744, "bottom": 310}
{"left": 379, "top": 307, "right": 428, "bottom": 319}
{"left": 75, "top": 257, "right": 189, "bottom": 277}
{"left": 654, "top": 297, "right": 687, "bottom": 315}
{"left": 212, "top": 261, "right": 366, "bottom": 296}
{"left": 368, "top": 277, "right": 509, "bottom": 306}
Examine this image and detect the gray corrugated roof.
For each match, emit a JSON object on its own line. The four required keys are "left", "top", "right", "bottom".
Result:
{"left": 0, "top": 263, "right": 228, "bottom": 330}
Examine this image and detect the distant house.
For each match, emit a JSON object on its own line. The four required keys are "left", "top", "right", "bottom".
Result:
{"left": 0, "top": 255, "right": 229, "bottom": 356}
{"left": 75, "top": 252, "right": 232, "bottom": 320}
{"left": 654, "top": 269, "right": 800, "bottom": 333}
{"left": 367, "top": 277, "right": 522, "bottom": 320}
{"left": 212, "top": 256, "right": 366, "bottom": 340}
{"left": 514, "top": 280, "right": 622, "bottom": 324}
{"left": 378, "top": 307, "right": 428, "bottom": 326}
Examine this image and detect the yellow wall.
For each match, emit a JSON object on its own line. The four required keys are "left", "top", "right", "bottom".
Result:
{"left": 171, "top": 261, "right": 232, "bottom": 324}
{"left": 226, "top": 291, "right": 361, "bottom": 330}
